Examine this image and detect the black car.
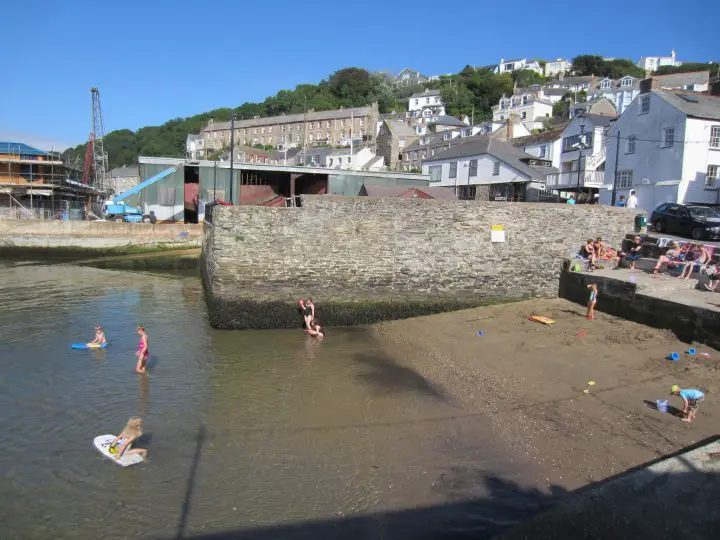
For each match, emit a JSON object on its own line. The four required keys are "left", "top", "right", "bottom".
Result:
{"left": 650, "top": 203, "right": 720, "bottom": 240}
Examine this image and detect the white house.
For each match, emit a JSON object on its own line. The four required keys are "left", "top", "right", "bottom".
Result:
{"left": 511, "top": 125, "right": 568, "bottom": 169}
{"left": 186, "top": 134, "right": 205, "bottom": 160}
{"left": 549, "top": 113, "right": 615, "bottom": 193}
{"left": 601, "top": 81, "right": 720, "bottom": 214}
{"left": 544, "top": 75, "right": 595, "bottom": 93}
{"left": 590, "top": 76, "right": 641, "bottom": 115}
{"left": 492, "top": 91, "right": 553, "bottom": 130}
{"left": 422, "top": 135, "right": 557, "bottom": 202}
{"left": 408, "top": 89, "right": 446, "bottom": 121}
{"left": 545, "top": 58, "right": 570, "bottom": 77}
{"left": 637, "top": 50, "right": 681, "bottom": 73}
{"left": 494, "top": 58, "right": 543, "bottom": 75}
{"left": 393, "top": 68, "right": 430, "bottom": 85}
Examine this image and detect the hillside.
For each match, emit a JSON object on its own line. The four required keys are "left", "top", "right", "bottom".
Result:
{"left": 62, "top": 56, "right": 663, "bottom": 170}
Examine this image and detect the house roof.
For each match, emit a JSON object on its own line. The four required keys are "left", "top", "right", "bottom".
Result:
{"left": 108, "top": 166, "right": 139, "bottom": 178}
{"left": 362, "top": 184, "right": 457, "bottom": 200}
{"left": 203, "top": 105, "right": 375, "bottom": 132}
{"left": 511, "top": 126, "right": 567, "bottom": 147}
{"left": 656, "top": 90, "right": 720, "bottom": 121}
{"left": 654, "top": 71, "right": 710, "bottom": 89}
{"left": 410, "top": 89, "right": 441, "bottom": 99}
{"left": 424, "top": 135, "right": 558, "bottom": 181}
{"left": 585, "top": 113, "right": 616, "bottom": 127}
{"left": 543, "top": 87, "right": 569, "bottom": 96}
{"left": 383, "top": 119, "right": 417, "bottom": 137}
{"left": 428, "top": 115, "right": 468, "bottom": 127}
{"left": 0, "top": 141, "right": 49, "bottom": 156}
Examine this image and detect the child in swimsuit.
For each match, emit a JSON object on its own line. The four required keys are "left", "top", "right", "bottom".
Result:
{"left": 89, "top": 325, "right": 107, "bottom": 347}
{"left": 110, "top": 417, "right": 148, "bottom": 459}
{"left": 135, "top": 325, "right": 149, "bottom": 374}
{"left": 307, "top": 320, "right": 324, "bottom": 339}
{"left": 586, "top": 283, "right": 598, "bottom": 320}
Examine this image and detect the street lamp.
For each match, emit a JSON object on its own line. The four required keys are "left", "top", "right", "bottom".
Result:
{"left": 229, "top": 113, "right": 236, "bottom": 204}
{"left": 573, "top": 110, "right": 590, "bottom": 193}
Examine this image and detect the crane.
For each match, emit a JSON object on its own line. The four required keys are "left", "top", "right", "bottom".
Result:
{"left": 81, "top": 87, "right": 109, "bottom": 191}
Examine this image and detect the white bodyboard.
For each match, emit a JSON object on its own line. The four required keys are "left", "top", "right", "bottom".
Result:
{"left": 94, "top": 434, "right": 144, "bottom": 467}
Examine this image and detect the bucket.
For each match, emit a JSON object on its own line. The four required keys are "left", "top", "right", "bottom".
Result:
{"left": 667, "top": 352, "right": 680, "bottom": 361}
{"left": 477, "top": 330, "right": 484, "bottom": 337}
{"left": 687, "top": 348, "right": 696, "bottom": 356}
{"left": 656, "top": 400, "right": 668, "bottom": 413}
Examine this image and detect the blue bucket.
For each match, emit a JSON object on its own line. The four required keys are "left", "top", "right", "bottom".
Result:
{"left": 656, "top": 399, "right": 668, "bottom": 413}
{"left": 667, "top": 352, "right": 680, "bottom": 361}
{"left": 477, "top": 330, "right": 484, "bottom": 337}
{"left": 687, "top": 348, "right": 696, "bottom": 356}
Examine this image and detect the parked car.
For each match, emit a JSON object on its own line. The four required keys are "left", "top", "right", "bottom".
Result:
{"left": 650, "top": 203, "right": 720, "bottom": 240}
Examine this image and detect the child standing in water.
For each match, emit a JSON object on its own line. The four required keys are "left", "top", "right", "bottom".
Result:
{"left": 135, "top": 325, "right": 149, "bottom": 374}
{"left": 586, "top": 283, "right": 598, "bottom": 320}
{"left": 110, "top": 417, "right": 148, "bottom": 459}
{"left": 89, "top": 325, "right": 107, "bottom": 346}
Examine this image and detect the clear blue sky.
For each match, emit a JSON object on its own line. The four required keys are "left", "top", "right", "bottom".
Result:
{"left": 1, "top": 0, "right": 718, "bottom": 150}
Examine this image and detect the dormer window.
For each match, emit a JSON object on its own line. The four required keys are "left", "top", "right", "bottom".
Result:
{"left": 443, "top": 132, "right": 451, "bottom": 140}
{"left": 600, "top": 80, "right": 611, "bottom": 89}
{"left": 620, "top": 78, "right": 633, "bottom": 87}
{"left": 522, "top": 96, "right": 528, "bottom": 105}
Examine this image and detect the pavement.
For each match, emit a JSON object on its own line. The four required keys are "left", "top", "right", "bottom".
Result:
{"left": 496, "top": 438, "right": 720, "bottom": 540}
{"left": 644, "top": 228, "right": 720, "bottom": 249}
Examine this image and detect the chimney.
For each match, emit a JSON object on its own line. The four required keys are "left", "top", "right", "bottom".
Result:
{"left": 507, "top": 115, "right": 514, "bottom": 140}
{"left": 640, "top": 77, "right": 662, "bottom": 94}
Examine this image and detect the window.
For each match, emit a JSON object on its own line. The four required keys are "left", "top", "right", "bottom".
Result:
{"left": 414, "top": 99, "right": 419, "bottom": 106}
{"left": 707, "top": 165, "right": 719, "bottom": 188}
{"left": 710, "top": 126, "right": 720, "bottom": 149}
{"left": 328, "top": 158, "right": 333, "bottom": 166}
{"left": 640, "top": 95, "right": 650, "bottom": 114}
{"left": 492, "top": 161, "right": 500, "bottom": 176}
{"left": 429, "top": 165, "right": 441, "bottom": 182}
{"left": 626, "top": 135, "right": 636, "bottom": 154}
{"left": 443, "top": 132, "right": 451, "bottom": 140}
{"left": 620, "top": 78, "right": 633, "bottom": 87}
{"left": 254, "top": 128, "right": 258, "bottom": 134}
{"left": 261, "top": 127, "right": 265, "bottom": 134}
{"left": 398, "top": 137, "right": 405, "bottom": 148}
{"left": 268, "top": 126, "right": 273, "bottom": 133}
{"left": 539, "top": 145, "right": 547, "bottom": 158}
{"left": 359, "top": 118, "right": 364, "bottom": 126}
{"left": 521, "top": 111, "right": 527, "bottom": 120}
{"left": 244, "top": 129, "right": 248, "bottom": 135}
{"left": 600, "top": 80, "right": 611, "bottom": 89}
{"left": 662, "top": 127, "right": 674, "bottom": 148}
{"left": 326, "top": 121, "right": 331, "bottom": 128}
{"left": 616, "top": 170, "right": 633, "bottom": 188}
{"left": 346, "top": 157, "right": 351, "bottom": 164}
{"left": 449, "top": 162, "right": 457, "bottom": 178}
{"left": 469, "top": 159, "right": 478, "bottom": 176}
{"left": 522, "top": 96, "right": 528, "bottom": 105}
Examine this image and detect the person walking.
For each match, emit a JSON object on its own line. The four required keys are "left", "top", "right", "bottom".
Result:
{"left": 627, "top": 190, "right": 638, "bottom": 209}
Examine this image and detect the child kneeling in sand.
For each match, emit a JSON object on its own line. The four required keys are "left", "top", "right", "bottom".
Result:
{"left": 110, "top": 417, "right": 148, "bottom": 459}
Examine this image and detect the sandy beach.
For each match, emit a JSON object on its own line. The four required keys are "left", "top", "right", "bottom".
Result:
{"left": 374, "top": 297, "right": 719, "bottom": 492}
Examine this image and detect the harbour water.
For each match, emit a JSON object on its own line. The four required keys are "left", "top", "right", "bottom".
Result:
{"left": 0, "top": 262, "right": 546, "bottom": 539}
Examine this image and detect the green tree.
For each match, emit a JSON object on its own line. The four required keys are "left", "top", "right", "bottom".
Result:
{"left": 511, "top": 69, "right": 546, "bottom": 88}
{"left": 656, "top": 62, "right": 719, "bottom": 75}
{"left": 572, "top": 55, "right": 605, "bottom": 76}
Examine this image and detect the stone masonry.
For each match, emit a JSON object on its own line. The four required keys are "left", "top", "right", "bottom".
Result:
{"left": 202, "top": 196, "right": 638, "bottom": 329}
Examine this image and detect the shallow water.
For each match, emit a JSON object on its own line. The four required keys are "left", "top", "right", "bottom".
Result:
{"left": 0, "top": 263, "right": 545, "bottom": 539}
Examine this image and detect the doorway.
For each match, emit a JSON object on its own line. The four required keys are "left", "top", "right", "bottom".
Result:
{"left": 184, "top": 165, "right": 200, "bottom": 223}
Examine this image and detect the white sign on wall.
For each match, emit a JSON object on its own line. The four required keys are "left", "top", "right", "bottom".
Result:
{"left": 491, "top": 224, "right": 505, "bottom": 243}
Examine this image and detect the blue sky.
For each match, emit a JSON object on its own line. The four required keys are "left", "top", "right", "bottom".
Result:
{"left": 1, "top": 0, "right": 718, "bottom": 150}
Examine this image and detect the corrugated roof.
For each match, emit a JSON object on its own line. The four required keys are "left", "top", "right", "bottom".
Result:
{"left": 108, "top": 166, "right": 139, "bottom": 177}
{"left": 656, "top": 90, "right": 720, "bottom": 120}
{"left": 424, "top": 135, "right": 557, "bottom": 181}
{"left": 0, "top": 142, "right": 48, "bottom": 156}
{"left": 203, "top": 105, "right": 374, "bottom": 132}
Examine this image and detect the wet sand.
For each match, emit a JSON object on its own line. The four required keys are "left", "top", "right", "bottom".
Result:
{"left": 374, "top": 297, "right": 719, "bottom": 492}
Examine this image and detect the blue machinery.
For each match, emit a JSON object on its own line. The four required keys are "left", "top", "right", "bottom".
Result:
{"left": 104, "top": 167, "right": 176, "bottom": 223}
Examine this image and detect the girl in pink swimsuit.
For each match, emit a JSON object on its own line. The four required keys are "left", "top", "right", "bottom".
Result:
{"left": 135, "top": 325, "right": 149, "bottom": 374}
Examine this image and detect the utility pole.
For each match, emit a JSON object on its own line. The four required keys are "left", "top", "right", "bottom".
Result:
{"left": 611, "top": 130, "right": 620, "bottom": 206}
{"left": 229, "top": 113, "right": 236, "bottom": 203}
{"left": 350, "top": 112, "right": 354, "bottom": 169}
{"left": 302, "top": 96, "right": 308, "bottom": 166}
{"left": 575, "top": 112, "right": 587, "bottom": 193}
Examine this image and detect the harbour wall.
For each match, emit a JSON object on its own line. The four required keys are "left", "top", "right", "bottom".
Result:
{"left": 0, "top": 220, "right": 202, "bottom": 250}
{"left": 202, "top": 196, "right": 637, "bottom": 329}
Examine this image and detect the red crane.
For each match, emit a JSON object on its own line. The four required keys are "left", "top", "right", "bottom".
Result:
{"left": 82, "top": 132, "right": 95, "bottom": 184}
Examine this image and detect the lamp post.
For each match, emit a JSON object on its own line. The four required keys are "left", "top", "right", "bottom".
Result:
{"left": 229, "top": 113, "right": 236, "bottom": 204}
{"left": 574, "top": 110, "right": 590, "bottom": 195}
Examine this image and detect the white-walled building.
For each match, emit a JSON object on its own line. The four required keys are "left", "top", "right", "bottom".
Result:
{"left": 637, "top": 50, "right": 681, "bottom": 72}
{"left": 492, "top": 91, "right": 553, "bottom": 130}
{"left": 545, "top": 58, "right": 570, "bottom": 77}
{"left": 493, "top": 58, "right": 543, "bottom": 75}
{"left": 549, "top": 113, "right": 615, "bottom": 192}
{"left": 601, "top": 82, "right": 720, "bottom": 214}
{"left": 186, "top": 134, "right": 205, "bottom": 160}
{"left": 408, "top": 89, "right": 446, "bottom": 121}
{"left": 511, "top": 125, "right": 568, "bottom": 169}
{"left": 422, "top": 135, "right": 557, "bottom": 202}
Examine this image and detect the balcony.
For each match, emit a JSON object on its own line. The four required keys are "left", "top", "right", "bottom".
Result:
{"left": 546, "top": 171, "right": 606, "bottom": 189}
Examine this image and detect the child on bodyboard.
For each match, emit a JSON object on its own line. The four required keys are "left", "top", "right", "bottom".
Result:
{"left": 110, "top": 417, "right": 148, "bottom": 459}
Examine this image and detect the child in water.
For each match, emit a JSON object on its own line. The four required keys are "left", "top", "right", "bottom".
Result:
{"left": 586, "top": 283, "right": 598, "bottom": 320}
{"left": 110, "top": 417, "right": 148, "bottom": 459}
{"left": 670, "top": 385, "right": 705, "bottom": 423}
{"left": 307, "top": 320, "right": 324, "bottom": 339}
{"left": 135, "top": 325, "right": 149, "bottom": 374}
{"left": 89, "top": 325, "right": 107, "bottom": 347}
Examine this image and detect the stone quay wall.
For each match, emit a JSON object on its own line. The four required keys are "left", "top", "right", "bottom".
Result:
{"left": 202, "top": 196, "right": 638, "bottom": 329}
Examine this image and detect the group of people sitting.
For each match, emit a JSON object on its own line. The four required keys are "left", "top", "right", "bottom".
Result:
{"left": 298, "top": 298, "right": 324, "bottom": 338}
{"left": 578, "top": 237, "right": 618, "bottom": 271}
